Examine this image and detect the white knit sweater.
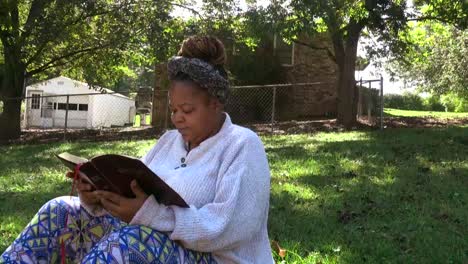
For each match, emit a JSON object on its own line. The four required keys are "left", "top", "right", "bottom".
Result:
{"left": 129, "top": 114, "right": 274, "bottom": 264}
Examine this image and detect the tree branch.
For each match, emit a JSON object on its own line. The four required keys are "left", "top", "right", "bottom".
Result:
{"left": 27, "top": 44, "right": 112, "bottom": 76}
{"left": 25, "top": 41, "right": 49, "bottom": 66}
{"left": 0, "top": 1, "right": 7, "bottom": 29}
{"left": 169, "top": 2, "right": 204, "bottom": 18}
{"left": 11, "top": 4, "right": 20, "bottom": 39}
{"left": 406, "top": 16, "right": 460, "bottom": 25}
{"left": 25, "top": 23, "right": 144, "bottom": 76}
{"left": 21, "top": 1, "right": 124, "bottom": 46}
{"left": 28, "top": 59, "right": 73, "bottom": 75}
{"left": 21, "top": 0, "right": 51, "bottom": 42}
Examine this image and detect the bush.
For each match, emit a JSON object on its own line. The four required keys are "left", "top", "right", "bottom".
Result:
{"left": 358, "top": 86, "right": 380, "bottom": 115}
{"left": 384, "top": 92, "right": 424, "bottom": 110}
{"left": 384, "top": 94, "right": 406, "bottom": 109}
{"left": 441, "top": 93, "right": 468, "bottom": 112}
{"left": 384, "top": 92, "right": 467, "bottom": 112}
{"left": 423, "top": 95, "right": 445, "bottom": 112}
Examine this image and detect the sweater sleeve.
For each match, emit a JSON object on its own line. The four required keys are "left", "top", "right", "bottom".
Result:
{"left": 81, "top": 131, "right": 174, "bottom": 217}
{"left": 78, "top": 132, "right": 175, "bottom": 217}
{"left": 130, "top": 134, "right": 271, "bottom": 252}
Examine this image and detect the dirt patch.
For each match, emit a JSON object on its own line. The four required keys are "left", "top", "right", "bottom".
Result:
{"left": 2, "top": 126, "right": 164, "bottom": 145}
{"left": 382, "top": 116, "right": 467, "bottom": 128}
{"left": 1, "top": 116, "right": 466, "bottom": 145}
{"left": 248, "top": 116, "right": 467, "bottom": 135}
{"left": 247, "top": 118, "right": 368, "bottom": 135}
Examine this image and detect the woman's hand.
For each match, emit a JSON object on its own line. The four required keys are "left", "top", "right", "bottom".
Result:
{"left": 96, "top": 180, "right": 149, "bottom": 223}
{"left": 66, "top": 171, "right": 100, "bottom": 206}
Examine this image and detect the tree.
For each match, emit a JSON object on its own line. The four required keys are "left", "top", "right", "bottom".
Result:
{"left": 61, "top": 1, "right": 183, "bottom": 92}
{"left": 270, "top": 0, "right": 468, "bottom": 127}
{"left": 388, "top": 23, "right": 467, "bottom": 99}
{"left": 0, "top": 0, "right": 178, "bottom": 140}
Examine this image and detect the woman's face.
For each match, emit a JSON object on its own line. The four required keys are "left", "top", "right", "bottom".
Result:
{"left": 169, "top": 81, "right": 222, "bottom": 146}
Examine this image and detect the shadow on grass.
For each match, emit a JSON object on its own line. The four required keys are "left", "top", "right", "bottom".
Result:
{"left": 0, "top": 140, "right": 155, "bottom": 253}
{"left": 0, "top": 187, "right": 71, "bottom": 252}
{"left": 1, "top": 127, "right": 467, "bottom": 262}
{"left": 267, "top": 126, "right": 468, "bottom": 263}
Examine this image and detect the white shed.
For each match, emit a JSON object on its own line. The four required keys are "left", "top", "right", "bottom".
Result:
{"left": 24, "top": 76, "right": 136, "bottom": 129}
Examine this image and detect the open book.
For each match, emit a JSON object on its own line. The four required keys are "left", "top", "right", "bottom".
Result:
{"left": 56, "top": 152, "right": 189, "bottom": 208}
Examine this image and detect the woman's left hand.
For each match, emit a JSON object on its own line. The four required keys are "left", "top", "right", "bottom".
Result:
{"left": 96, "top": 180, "right": 149, "bottom": 223}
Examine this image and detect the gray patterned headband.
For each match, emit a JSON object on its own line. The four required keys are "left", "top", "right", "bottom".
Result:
{"left": 167, "top": 56, "right": 229, "bottom": 103}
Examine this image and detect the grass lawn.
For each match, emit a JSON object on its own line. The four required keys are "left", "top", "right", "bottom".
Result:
{"left": 385, "top": 108, "right": 468, "bottom": 119}
{"left": 1, "top": 127, "right": 467, "bottom": 263}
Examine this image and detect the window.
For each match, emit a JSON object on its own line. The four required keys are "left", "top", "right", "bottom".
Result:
{"left": 68, "top": 104, "right": 78, "bottom": 111}
{"left": 57, "top": 103, "right": 67, "bottom": 110}
{"left": 31, "top": 94, "right": 41, "bottom": 109}
{"left": 57, "top": 103, "right": 78, "bottom": 110}
{"left": 274, "top": 34, "right": 294, "bottom": 66}
{"left": 41, "top": 102, "right": 53, "bottom": 118}
{"left": 79, "top": 104, "right": 88, "bottom": 111}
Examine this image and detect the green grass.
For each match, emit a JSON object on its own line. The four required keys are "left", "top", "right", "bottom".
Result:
{"left": 385, "top": 108, "right": 468, "bottom": 118}
{"left": 1, "top": 127, "right": 467, "bottom": 263}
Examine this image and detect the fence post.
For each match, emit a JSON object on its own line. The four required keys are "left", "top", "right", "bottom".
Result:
{"left": 164, "top": 91, "right": 169, "bottom": 131}
{"left": 358, "top": 78, "right": 363, "bottom": 118}
{"left": 380, "top": 76, "right": 384, "bottom": 130}
{"left": 150, "top": 88, "right": 155, "bottom": 126}
{"left": 271, "top": 86, "right": 277, "bottom": 134}
{"left": 367, "top": 81, "right": 372, "bottom": 122}
{"left": 64, "top": 95, "right": 69, "bottom": 140}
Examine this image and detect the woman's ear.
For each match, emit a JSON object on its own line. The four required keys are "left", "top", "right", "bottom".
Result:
{"left": 208, "top": 97, "right": 223, "bottom": 111}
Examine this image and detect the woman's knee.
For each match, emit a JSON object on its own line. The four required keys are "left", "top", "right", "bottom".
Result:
{"left": 83, "top": 226, "right": 178, "bottom": 263}
{"left": 99, "top": 225, "right": 172, "bottom": 249}
{"left": 39, "top": 196, "right": 80, "bottom": 211}
{"left": 37, "top": 196, "right": 80, "bottom": 215}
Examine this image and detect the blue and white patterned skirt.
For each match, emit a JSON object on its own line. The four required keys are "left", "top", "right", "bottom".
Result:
{"left": 1, "top": 197, "right": 216, "bottom": 264}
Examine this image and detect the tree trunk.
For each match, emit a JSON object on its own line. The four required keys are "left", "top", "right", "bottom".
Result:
{"left": 333, "top": 22, "right": 361, "bottom": 129}
{"left": 0, "top": 57, "right": 25, "bottom": 141}
{"left": 0, "top": 99, "right": 22, "bottom": 141}
{"left": 336, "top": 53, "right": 358, "bottom": 128}
{"left": 152, "top": 62, "right": 169, "bottom": 129}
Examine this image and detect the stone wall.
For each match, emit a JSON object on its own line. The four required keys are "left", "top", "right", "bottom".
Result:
{"left": 280, "top": 34, "right": 338, "bottom": 119}
{"left": 151, "top": 34, "right": 338, "bottom": 127}
{"left": 275, "top": 83, "right": 337, "bottom": 121}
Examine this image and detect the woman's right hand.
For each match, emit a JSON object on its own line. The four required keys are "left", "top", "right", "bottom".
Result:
{"left": 66, "top": 172, "right": 100, "bottom": 206}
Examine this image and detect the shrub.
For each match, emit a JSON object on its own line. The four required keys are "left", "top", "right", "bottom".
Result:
{"left": 441, "top": 93, "right": 468, "bottom": 113}
{"left": 358, "top": 86, "right": 380, "bottom": 115}
{"left": 383, "top": 93, "right": 467, "bottom": 112}
{"left": 423, "top": 95, "right": 445, "bottom": 112}
{"left": 384, "top": 92, "right": 424, "bottom": 110}
{"left": 384, "top": 94, "right": 406, "bottom": 109}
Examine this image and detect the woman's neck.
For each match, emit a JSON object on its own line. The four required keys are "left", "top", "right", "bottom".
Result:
{"left": 188, "top": 113, "right": 225, "bottom": 151}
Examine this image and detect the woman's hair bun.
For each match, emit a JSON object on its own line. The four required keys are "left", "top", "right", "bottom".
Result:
{"left": 177, "top": 36, "right": 226, "bottom": 67}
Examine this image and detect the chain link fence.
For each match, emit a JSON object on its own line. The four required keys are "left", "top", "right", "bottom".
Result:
{"left": 1, "top": 90, "right": 154, "bottom": 140}
{"left": 356, "top": 77, "right": 384, "bottom": 129}
{"left": 155, "top": 82, "right": 340, "bottom": 133}
{"left": 1, "top": 79, "right": 383, "bottom": 141}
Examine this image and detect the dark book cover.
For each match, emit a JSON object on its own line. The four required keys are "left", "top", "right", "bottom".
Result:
{"left": 56, "top": 152, "right": 189, "bottom": 208}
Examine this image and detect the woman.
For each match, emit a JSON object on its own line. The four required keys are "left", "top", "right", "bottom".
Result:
{"left": 1, "top": 36, "right": 274, "bottom": 264}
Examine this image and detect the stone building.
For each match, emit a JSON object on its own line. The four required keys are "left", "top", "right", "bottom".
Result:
{"left": 271, "top": 34, "right": 337, "bottom": 121}
{"left": 152, "top": 34, "right": 338, "bottom": 127}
